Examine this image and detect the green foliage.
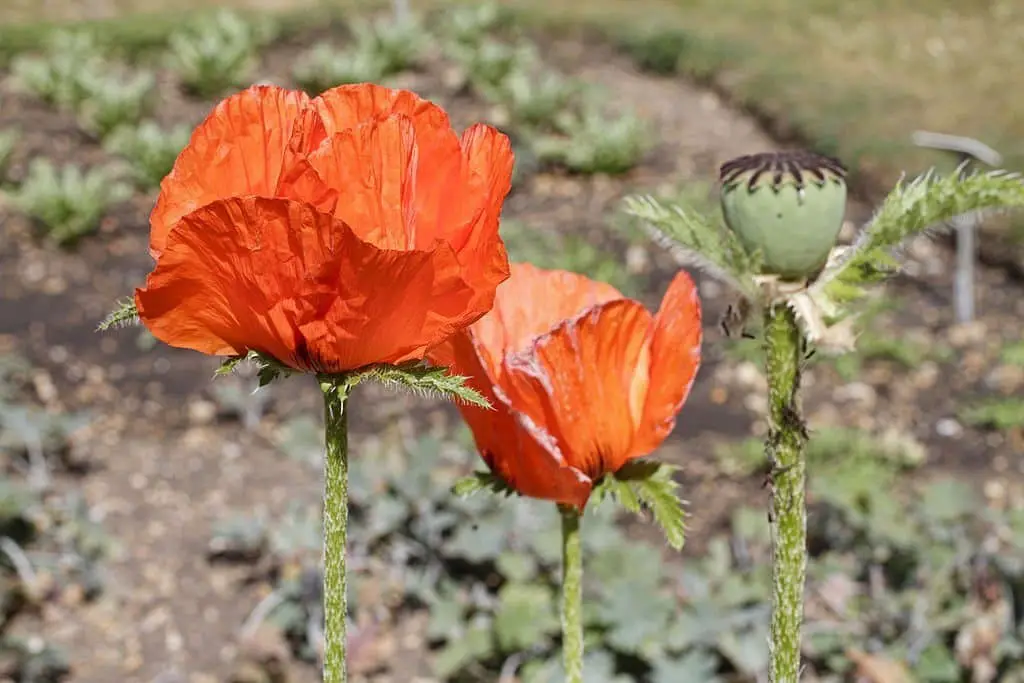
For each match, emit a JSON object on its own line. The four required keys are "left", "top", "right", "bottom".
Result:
{"left": 6, "top": 160, "right": 131, "bottom": 246}
{"left": 350, "top": 14, "right": 431, "bottom": 74}
{"left": 103, "top": 120, "right": 190, "bottom": 190}
{"left": 823, "top": 168, "right": 1024, "bottom": 301}
{"left": 827, "top": 324, "right": 952, "bottom": 381}
{"left": 10, "top": 30, "right": 105, "bottom": 108}
{"left": 533, "top": 103, "right": 651, "bottom": 175}
{"left": 342, "top": 361, "right": 491, "bottom": 409}
{"left": 293, "top": 15, "right": 429, "bottom": 94}
{"left": 292, "top": 41, "right": 390, "bottom": 93}
{"left": 96, "top": 298, "right": 140, "bottom": 332}
{"left": 622, "top": 192, "right": 760, "bottom": 299}
{"left": 436, "top": 2, "right": 508, "bottom": 49}
{"left": 619, "top": 29, "right": 692, "bottom": 75}
{"left": 449, "top": 40, "right": 538, "bottom": 99}
{"left": 0, "top": 636, "right": 71, "bottom": 682}
{"left": 960, "top": 397, "right": 1024, "bottom": 430}
{"left": 167, "top": 9, "right": 275, "bottom": 97}
{"left": 74, "top": 69, "right": 156, "bottom": 140}
{"left": 0, "top": 129, "right": 16, "bottom": 185}
{"left": 714, "top": 426, "right": 926, "bottom": 478}
{"left": 591, "top": 460, "right": 687, "bottom": 550}
{"left": 999, "top": 340, "right": 1024, "bottom": 367}
{"left": 218, "top": 428, "right": 704, "bottom": 680}
{"left": 501, "top": 219, "right": 640, "bottom": 296}
{"left": 492, "top": 68, "right": 584, "bottom": 131}
{"left": 9, "top": 29, "right": 155, "bottom": 141}
{"left": 0, "top": 364, "right": 110, "bottom": 642}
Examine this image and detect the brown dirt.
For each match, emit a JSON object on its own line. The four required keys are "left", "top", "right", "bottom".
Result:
{"left": 0, "top": 23, "right": 1021, "bottom": 683}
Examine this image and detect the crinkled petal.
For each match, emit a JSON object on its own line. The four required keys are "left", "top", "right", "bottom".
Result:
{"left": 471, "top": 263, "right": 623, "bottom": 383}
{"left": 311, "top": 83, "right": 452, "bottom": 138}
{"left": 296, "top": 115, "right": 417, "bottom": 249}
{"left": 629, "top": 270, "right": 703, "bottom": 456}
{"left": 149, "top": 85, "right": 311, "bottom": 259}
{"left": 136, "top": 197, "right": 482, "bottom": 372}
{"left": 501, "top": 299, "right": 653, "bottom": 480}
{"left": 434, "top": 331, "right": 592, "bottom": 509}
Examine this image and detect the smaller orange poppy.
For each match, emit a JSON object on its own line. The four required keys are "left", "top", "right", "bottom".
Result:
{"left": 136, "top": 83, "right": 513, "bottom": 373}
{"left": 429, "top": 263, "right": 703, "bottom": 510}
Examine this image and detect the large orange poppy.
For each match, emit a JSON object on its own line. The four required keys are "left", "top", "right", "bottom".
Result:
{"left": 429, "top": 263, "right": 703, "bottom": 510}
{"left": 136, "top": 84, "right": 513, "bottom": 373}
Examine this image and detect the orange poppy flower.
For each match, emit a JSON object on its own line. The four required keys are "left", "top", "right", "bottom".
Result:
{"left": 136, "top": 83, "right": 513, "bottom": 373}
{"left": 429, "top": 263, "right": 703, "bottom": 510}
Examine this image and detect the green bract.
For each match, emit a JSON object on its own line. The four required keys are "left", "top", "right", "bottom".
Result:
{"left": 719, "top": 151, "right": 847, "bottom": 281}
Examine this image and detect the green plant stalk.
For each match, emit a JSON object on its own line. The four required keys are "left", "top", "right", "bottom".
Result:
{"left": 321, "top": 378, "right": 351, "bottom": 683}
{"left": 559, "top": 504, "right": 584, "bottom": 683}
{"left": 764, "top": 304, "right": 808, "bottom": 683}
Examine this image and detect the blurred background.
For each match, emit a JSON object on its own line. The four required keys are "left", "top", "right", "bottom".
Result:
{"left": 0, "top": 1, "right": 1022, "bottom": 681}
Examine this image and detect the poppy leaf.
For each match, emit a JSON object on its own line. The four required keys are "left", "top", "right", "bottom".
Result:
{"left": 817, "top": 167, "right": 1024, "bottom": 299}
{"left": 350, "top": 362, "right": 492, "bottom": 409}
{"left": 451, "top": 470, "right": 515, "bottom": 499}
{"left": 616, "top": 461, "right": 687, "bottom": 550}
{"left": 96, "top": 297, "right": 140, "bottom": 331}
{"left": 214, "top": 354, "right": 250, "bottom": 377}
{"left": 622, "top": 193, "right": 760, "bottom": 299}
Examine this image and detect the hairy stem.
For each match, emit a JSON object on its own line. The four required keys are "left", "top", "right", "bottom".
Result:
{"left": 559, "top": 504, "right": 584, "bottom": 683}
{"left": 321, "top": 379, "right": 351, "bottom": 683}
{"left": 764, "top": 304, "right": 808, "bottom": 683}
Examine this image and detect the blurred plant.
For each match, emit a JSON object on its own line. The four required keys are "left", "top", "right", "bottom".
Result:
{"left": 74, "top": 69, "right": 156, "bottom": 140}
{"left": 0, "top": 636, "right": 71, "bottom": 683}
{"left": 619, "top": 29, "right": 691, "bottom": 76}
{"left": 0, "top": 475, "right": 110, "bottom": 641}
{"left": 103, "top": 120, "right": 191, "bottom": 191}
{"left": 0, "top": 129, "right": 17, "bottom": 185}
{"left": 492, "top": 68, "right": 584, "bottom": 131}
{"left": 9, "top": 30, "right": 105, "bottom": 108}
{"left": 500, "top": 219, "right": 640, "bottom": 296}
{"left": 436, "top": 1, "right": 508, "bottom": 49}
{"left": 1001, "top": 340, "right": 1024, "bottom": 366}
{"left": 167, "top": 9, "right": 273, "bottom": 97}
{"left": 207, "top": 362, "right": 274, "bottom": 431}
{"left": 6, "top": 160, "right": 131, "bottom": 246}
{"left": 293, "top": 15, "right": 429, "bottom": 94}
{"left": 0, "top": 404, "right": 91, "bottom": 490}
{"left": 447, "top": 40, "right": 537, "bottom": 100}
{"left": 350, "top": 14, "right": 431, "bottom": 74}
{"left": 532, "top": 103, "right": 651, "bottom": 176}
{"left": 292, "top": 42, "right": 389, "bottom": 94}
{"left": 624, "top": 151, "right": 1024, "bottom": 681}
{"left": 960, "top": 397, "right": 1024, "bottom": 431}
{"left": 714, "top": 427, "right": 926, "bottom": 479}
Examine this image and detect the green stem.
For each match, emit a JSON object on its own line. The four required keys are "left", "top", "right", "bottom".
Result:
{"left": 559, "top": 504, "right": 584, "bottom": 683}
{"left": 321, "top": 379, "right": 351, "bottom": 683}
{"left": 764, "top": 304, "right": 808, "bottom": 683}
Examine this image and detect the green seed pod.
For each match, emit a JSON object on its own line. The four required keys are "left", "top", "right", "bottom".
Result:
{"left": 719, "top": 151, "right": 847, "bottom": 281}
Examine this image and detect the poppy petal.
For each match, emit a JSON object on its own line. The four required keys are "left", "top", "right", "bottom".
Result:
{"left": 501, "top": 299, "right": 653, "bottom": 480}
{"left": 437, "top": 332, "right": 593, "bottom": 509}
{"left": 149, "top": 85, "right": 311, "bottom": 259}
{"left": 298, "top": 115, "right": 417, "bottom": 249}
{"left": 470, "top": 263, "right": 624, "bottom": 379}
{"left": 311, "top": 83, "right": 453, "bottom": 138}
{"left": 441, "top": 124, "right": 514, "bottom": 316}
{"left": 136, "top": 196, "right": 482, "bottom": 372}
{"left": 630, "top": 270, "right": 703, "bottom": 456}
